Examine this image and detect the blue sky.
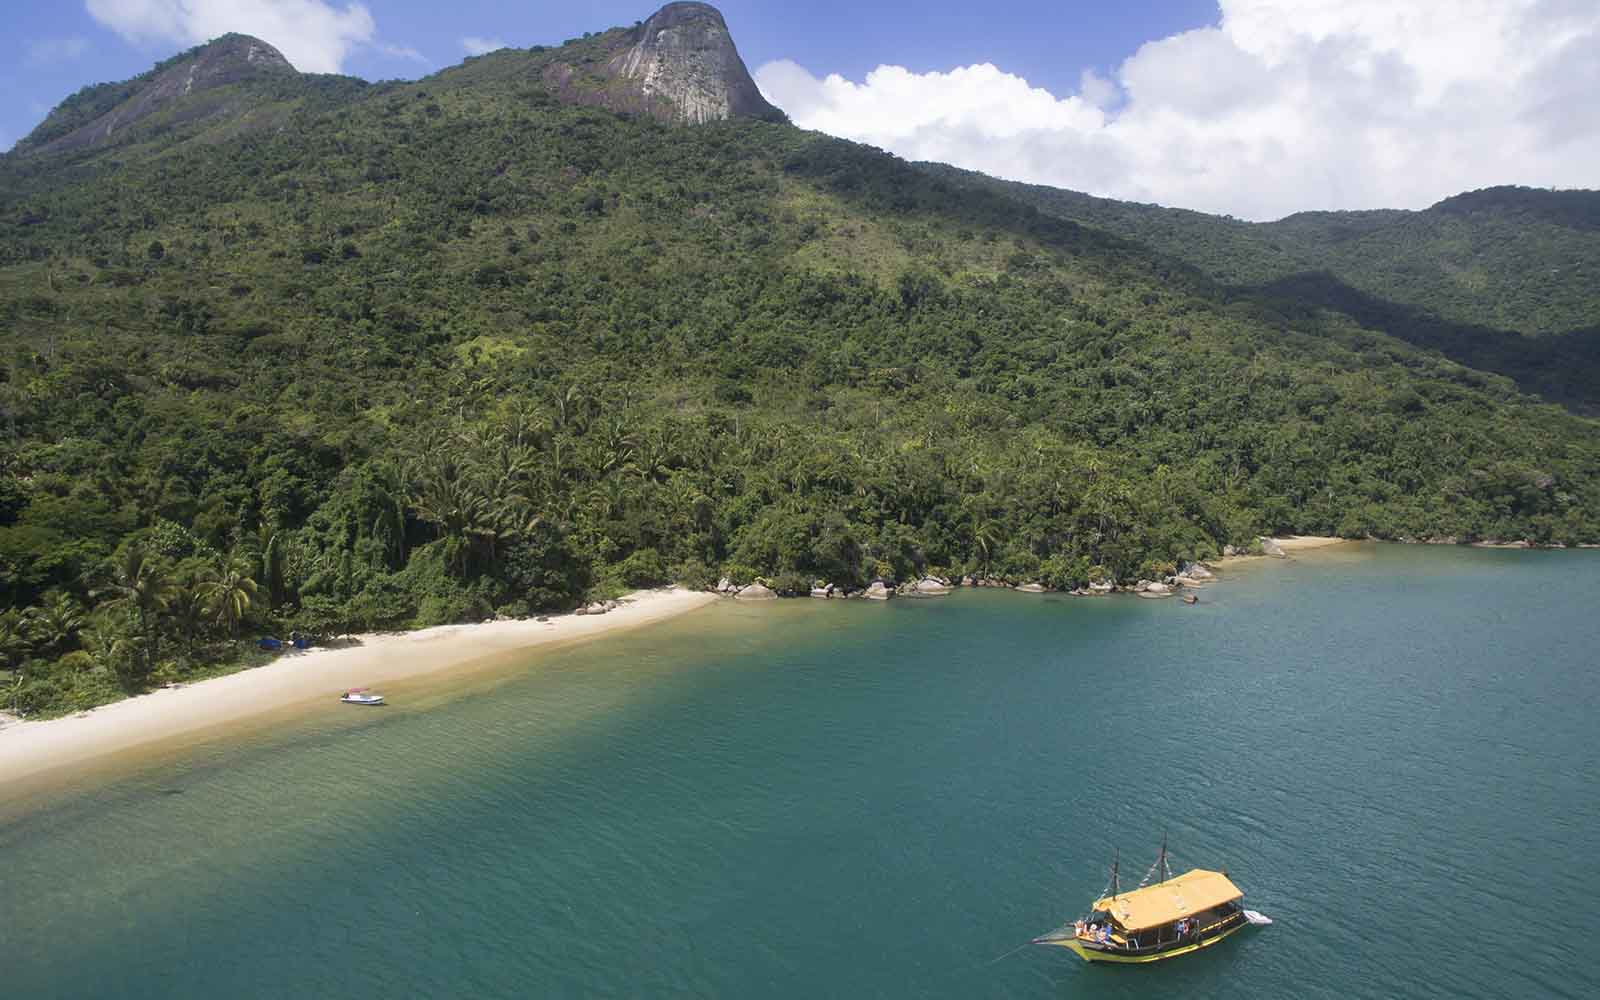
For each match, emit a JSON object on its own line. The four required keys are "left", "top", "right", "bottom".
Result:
{"left": 3, "top": 2, "right": 1216, "bottom": 139}
{"left": 5, "top": 2, "right": 1596, "bottom": 219}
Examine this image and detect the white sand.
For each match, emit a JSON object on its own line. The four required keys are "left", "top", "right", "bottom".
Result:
{"left": 1271, "top": 535, "right": 1347, "bottom": 552}
{"left": 0, "top": 587, "right": 717, "bottom": 790}
{"left": 1214, "top": 535, "right": 1351, "bottom": 569}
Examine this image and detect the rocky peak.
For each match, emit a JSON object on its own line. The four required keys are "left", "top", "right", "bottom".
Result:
{"left": 541, "top": 3, "right": 784, "bottom": 125}
{"left": 176, "top": 33, "right": 298, "bottom": 84}
{"left": 613, "top": 3, "right": 780, "bottom": 123}
{"left": 17, "top": 34, "right": 298, "bottom": 157}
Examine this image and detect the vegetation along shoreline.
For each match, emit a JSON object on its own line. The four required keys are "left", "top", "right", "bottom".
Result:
{"left": 4, "top": 8, "right": 1599, "bottom": 730}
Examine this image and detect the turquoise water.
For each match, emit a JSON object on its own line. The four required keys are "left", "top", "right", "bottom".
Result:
{"left": 4, "top": 545, "right": 1598, "bottom": 998}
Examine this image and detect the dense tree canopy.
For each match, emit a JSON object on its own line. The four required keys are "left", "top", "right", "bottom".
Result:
{"left": 2, "top": 36, "right": 1598, "bottom": 716}
{"left": 924, "top": 167, "right": 1600, "bottom": 412}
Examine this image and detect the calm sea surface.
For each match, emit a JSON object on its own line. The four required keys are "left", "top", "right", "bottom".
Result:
{"left": 4, "top": 545, "right": 1598, "bottom": 998}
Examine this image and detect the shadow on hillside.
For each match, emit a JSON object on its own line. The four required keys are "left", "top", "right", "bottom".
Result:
{"left": 1233, "top": 271, "right": 1600, "bottom": 415}
{"left": 807, "top": 151, "right": 1600, "bottom": 415}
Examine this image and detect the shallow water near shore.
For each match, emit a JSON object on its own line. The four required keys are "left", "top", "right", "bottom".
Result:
{"left": 3, "top": 545, "right": 1598, "bottom": 998}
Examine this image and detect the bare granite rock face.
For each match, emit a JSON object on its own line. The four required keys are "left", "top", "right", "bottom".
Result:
{"left": 613, "top": 3, "right": 781, "bottom": 123}
{"left": 20, "top": 34, "right": 298, "bottom": 157}
{"left": 543, "top": 3, "right": 784, "bottom": 125}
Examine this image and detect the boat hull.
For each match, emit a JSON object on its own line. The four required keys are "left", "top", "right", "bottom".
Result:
{"left": 1048, "top": 919, "right": 1249, "bottom": 964}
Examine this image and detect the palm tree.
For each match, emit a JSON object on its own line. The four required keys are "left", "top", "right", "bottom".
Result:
{"left": 202, "top": 557, "right": 260, "bottom": 639}
{"left": 80, "top": 626, "right": 128, "bottom": 673}
{"left": 98, "top": 544, "right": 174, "bottom": 677}
{"left": 251, "top": 524, "right": 289, "bottom": 610}
{"left": 165, "top": 583, "right": 209, "bottom": 656}
{"left": 552, "top": 384, "right": 595, "bottom": 434}
{"left": 24, "top": 590, "right": 86, "bottom": 655}
{"left": 0, "top": 609, "right": 32, "bottom": 714}
{"left": 409, "top": 449, "right": 492, "bottom": 575}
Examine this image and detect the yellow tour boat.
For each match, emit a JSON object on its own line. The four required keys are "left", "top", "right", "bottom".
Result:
{"left": 1033, "top": 837, "right": 1271, "bottom": 964}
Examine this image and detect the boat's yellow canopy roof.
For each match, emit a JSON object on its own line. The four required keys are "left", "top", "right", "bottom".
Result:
{"left": 1094, "top": 868, "right": 1243, "bottom": 932}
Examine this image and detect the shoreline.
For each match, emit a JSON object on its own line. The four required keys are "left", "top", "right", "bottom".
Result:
{"left": 1214, "top": 535, "right": 1350, "bottom": 569}
{"left": 0, "top": 587, "right": 717, "bottom": 794}
{"left": 2, "top": 535, "right": 1575, "bottom": 798}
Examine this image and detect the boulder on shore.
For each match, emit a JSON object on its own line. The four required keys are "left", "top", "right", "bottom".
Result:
{"left": 1014, "top": 582, "right": 1047, "bottom": 593}
{"left": 960, "top": 575, "right": 977, "bottom": 587}
{"left": 1087, "top": 580, "right": 1114, "bottom": 595}
{"left": 912, "top": 577, "right": 952, "bottom": 595}
{"left": 810, "top": 583, "right": 834, "bottom": 598}
{"left": 1222, "top": 544, "right": 1239, "bottom": 557}
{"left": 1181, "top": 562, "right": 1215, "bottom": 581}
{"left": 715, "top": 576, "right": 737, "bottom": 594}
{"left": 579, "top": 601, "right": 610, "bottom": 615}
{"left": 1259, "top": 537, "right": 1287, "bottom": 558}
{"left": 864, "top": 580, "right": 894, "bottom": 600}
{"left": 1142, "top": 581, "right": 1172, "bottom": 597}
{"left": 735, "top": 582, "right": 777, "bottom": 600}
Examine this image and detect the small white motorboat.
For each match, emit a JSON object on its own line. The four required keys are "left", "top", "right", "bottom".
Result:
{"left": 340, "top": 688, "right": 385, "bottom": 706}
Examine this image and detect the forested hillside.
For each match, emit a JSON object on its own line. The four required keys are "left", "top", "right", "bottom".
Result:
{"left": 2, "top": 22, "right": 1598, "bottom": 716}
{"left": 922, "top": 166, "right": 1600, "bottom": 412}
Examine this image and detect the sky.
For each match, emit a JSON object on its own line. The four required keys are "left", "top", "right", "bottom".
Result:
{"left": 4, "top": 1, "right": 1597, "bottom": 221}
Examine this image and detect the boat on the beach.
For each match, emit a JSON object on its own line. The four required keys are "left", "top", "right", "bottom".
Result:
{"left": 339, "top": 688, "right": 385, "bottom": 706}
{"left": 1033, "top": 837, "right": 1269, "bottom": 964}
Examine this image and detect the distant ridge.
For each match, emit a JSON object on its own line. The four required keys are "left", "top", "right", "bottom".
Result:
{"left": 920, "top": 164, "right": 1600, "bottom": 411}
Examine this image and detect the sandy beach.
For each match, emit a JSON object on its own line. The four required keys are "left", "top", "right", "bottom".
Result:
{"left": 0, "top": 587, "right": 717, "bottom": 792}
{"left": 1214, "top": 535, "right": 1350, "bottom": 569}
{"left": 1269, "top": 535, "right": 1348, "bottom": 552}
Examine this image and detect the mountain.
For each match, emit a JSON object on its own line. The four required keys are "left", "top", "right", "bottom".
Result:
{"left": 11, "top": 34, "right": 315, "bottom": 159}
{"left": 1, "top": 4, "right": 1597, "bottom": 717}
{"left": 6, "top": 3, "right": 784, "bottom": 165}
{"left": 436, "top": 2, "right": 785, "bottom": 126}
{"left": 920, "top": 165, "right": 1600, "bottom": 412}
{"left": 565, "top": 1, "right": 785, "bottom": 123}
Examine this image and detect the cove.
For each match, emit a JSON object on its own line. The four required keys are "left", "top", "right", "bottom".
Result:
{"left": 3, "top": 544, "right": 1597, "bottom": 999}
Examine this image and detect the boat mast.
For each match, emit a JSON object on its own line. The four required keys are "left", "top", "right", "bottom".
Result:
{"left": 1111, "top": 848, "right": 1120, "bottom": 902}
{"left": 1157, "top": 831, "right": 1171, "bottom": 884}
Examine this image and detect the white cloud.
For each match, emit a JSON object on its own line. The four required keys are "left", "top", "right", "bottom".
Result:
{"left": 85, "top": 0, "right": 377, "bottom": 73}
{"left": 376, "top": 42, "right": 427, "bottom": 64}
{"left": 461, "top": 36, "right": 508, "bottom": 57}
{"left": 756, "top": 0, "right": 1600, "bottom": 220}
{"left": 26, "top": 37, "right": 91, "bottom": 67}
